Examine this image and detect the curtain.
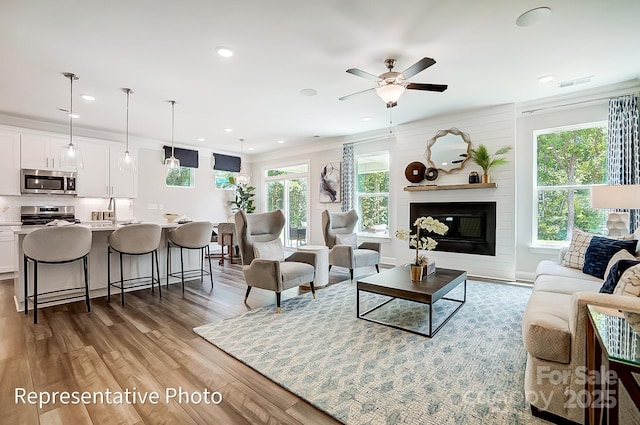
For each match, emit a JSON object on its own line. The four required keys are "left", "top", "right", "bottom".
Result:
{"left": 607, "top": 95, "right": 640, "bottom": 231}
{"left": 341, "top": 143, "right": 355, "bottom": 212}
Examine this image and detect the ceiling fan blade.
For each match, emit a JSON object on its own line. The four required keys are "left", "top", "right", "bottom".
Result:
{"left": 406, "top": 83, "right": 448, "bottom": 92}
{"left": 401, "top": 57, "right": 436, "bottom": 79}
{"left": 338, "top": 87, "right": 376, "bottom": 101}
{"left": 346, "top": 68, "right": 381, "bottom": 81}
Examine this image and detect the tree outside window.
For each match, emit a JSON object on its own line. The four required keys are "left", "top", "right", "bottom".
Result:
{"left": 166, "top": 167, "right": 194, "bottom": 187}
{"left": 356, "top": 152, "right": 389, "bottom": 235}
{"left": 535, "top": 124, "right": 606, "bottom": 242}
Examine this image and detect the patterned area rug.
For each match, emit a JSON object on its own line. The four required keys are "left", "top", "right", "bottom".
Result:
{"left": 194, "top": 279, "right": 546, "bottom": 425}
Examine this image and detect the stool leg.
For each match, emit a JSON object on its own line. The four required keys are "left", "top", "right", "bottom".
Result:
{"left": 107, "top": 247, "right": 111, "bottom": 303}
{"left": 84, "top": 256, "right": 90, "bottom": 312}
{"left": 154, "top": 250, "right": 161, "bottom": 298}
{"left": 206, "top": 245, "right": 213, "bottom": 289}
{"left": 166, "top": 241, "right": 170, "bottom": 289}
{"left": 24, "top": 256, "right": 28, "bottom": 316}
{"left": 33, "top": 262, "right": 38, "bottom": 324}
{"left": 200, "top": 247, "right": 204, "bottom": 283}
{"left": 119, "top": 252, "right": 125, "bottom": 306}
{"left": 180, "top": 247, "right": 185, "bottom": 293}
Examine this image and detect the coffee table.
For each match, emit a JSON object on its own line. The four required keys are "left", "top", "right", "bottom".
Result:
{"left": 356, "top": 265, "right": 467, "bottom": 337}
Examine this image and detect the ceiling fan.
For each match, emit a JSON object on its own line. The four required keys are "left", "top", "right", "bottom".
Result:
{"left": 339, "top": 57, "right": 448, "bottom": 108}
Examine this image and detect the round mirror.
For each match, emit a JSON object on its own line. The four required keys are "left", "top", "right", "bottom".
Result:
{"left": 425, "top": 128, "right": 472, "bottom": 174}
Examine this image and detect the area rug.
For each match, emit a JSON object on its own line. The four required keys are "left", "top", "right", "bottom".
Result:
{"left": 194, "top": 280, "right": 546, "bottom": 425}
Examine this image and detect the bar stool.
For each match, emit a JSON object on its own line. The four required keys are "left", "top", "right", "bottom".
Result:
{"left": 23, "top": 226, "right": 92, "bottom": 324}
{"left": 107, "top": 223, "right": 162, "bottom": 306}
{"left": 217, "top": 222, "right": 237, "bottom": 265}
{"left": 167, "top": 221, "right": 214, "bottom": 292}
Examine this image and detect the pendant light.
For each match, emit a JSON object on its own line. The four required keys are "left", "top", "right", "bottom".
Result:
{"left": 164, "top": 100, "right": 180, "bottom": 169}
{"left": 60, "top": 72, "right": 83, "bottom": 169}
{"left": 118, "top": 88, "right": 137, "bottom": 172}
{"left": 235, "top": 138, "right": 250, "bottom": 184}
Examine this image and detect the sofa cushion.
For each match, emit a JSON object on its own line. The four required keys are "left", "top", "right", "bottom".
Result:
{"left": 336, "top": 233, "right": 357, "bottom": 249}
{"left": 600, "top": 259, "right": 640, "bottom": 294}
{"left": 533, "top": 274, "right": 602, "bottom": 295}
{"left": 562, "top": 228, "right": 594, "bottom": 269}
{"left": 535, "top": 260, "right": 602, "bottom": 283}
{"left": 614, "top": 263, "right": 640, "bottom": 297}
{"left": 583, "top": 236, "right": 638, "bottom": 279}
{"left": 279, "top": 261, "right": 314, "bottom": 287}
{"left": 253, "top": 239, "right": 285, "bottom": 262}
{"left": 603, "top": 249, "right": 637, "bottom": 282}
{"left": 522, "top": 291, "right": 572, "bottom": 363}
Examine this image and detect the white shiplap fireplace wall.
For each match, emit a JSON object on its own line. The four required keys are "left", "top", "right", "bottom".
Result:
{"left": 392, "top": 104, "right": 516, "bottom": 280}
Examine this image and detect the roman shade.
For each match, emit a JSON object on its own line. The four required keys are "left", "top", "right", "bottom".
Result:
{"left": 212, "top": 153, "right": 241, "bottom": 172}
{"left": 163, "top": 146, "right": 199, "bottom": 168}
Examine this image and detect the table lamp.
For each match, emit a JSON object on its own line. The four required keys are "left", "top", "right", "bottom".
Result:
{"left": 591, "top": 184, "right": 640, "bottom": 236}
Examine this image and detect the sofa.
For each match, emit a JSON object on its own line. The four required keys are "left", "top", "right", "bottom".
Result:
{"left": 522, "top": 246, "right": 640, "bottom": 424}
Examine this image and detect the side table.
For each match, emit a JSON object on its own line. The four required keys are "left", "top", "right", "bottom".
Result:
{"left": 297, "top": 245, "right": 329, "bottom": 288}
{"left": 585, "top": 305, "right": 640, "bottom": 424}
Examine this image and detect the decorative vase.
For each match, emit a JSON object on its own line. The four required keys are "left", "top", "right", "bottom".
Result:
{"left": 410, "top": 265, "right": 424, "bottom": 281}
{"left": 481, "top": 173, "right": 491, "bottom": 184}
{"left": 423, "top": 261, "right": 436, "bottom": 276}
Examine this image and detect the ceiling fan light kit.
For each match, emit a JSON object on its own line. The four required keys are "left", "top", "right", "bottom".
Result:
{"left": 340, "top": 57, "right": 447, "bottom": 108}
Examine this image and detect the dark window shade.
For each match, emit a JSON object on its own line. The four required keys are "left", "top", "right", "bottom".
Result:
{"left": 163, "top": 146, "right": 199, "bottom": 168}
{"left": 212, "top": 153, "right": 241, "bottom": 172}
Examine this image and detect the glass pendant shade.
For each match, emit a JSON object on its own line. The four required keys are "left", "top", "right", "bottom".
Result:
{"left": 119, "top": 88, "right": 137, "bottom": 173}
{"left": 375, "top": 83, "right": 405, "bottom": 105}
{"left": 165, "top": 100, "right": 180, "bottom": 169}
{"left": 61, "top": 72, "right": 83, "bottom": 168}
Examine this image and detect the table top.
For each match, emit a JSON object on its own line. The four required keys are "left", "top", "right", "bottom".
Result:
{"left": 357, "top": 265, "right": 467, "bottom": 302}
{"left": 588, "top": 305, "right": 640, "bottom": 367}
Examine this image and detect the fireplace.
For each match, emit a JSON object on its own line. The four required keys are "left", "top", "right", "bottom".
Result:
{"left": 409, "top": 202, "right": 496, "bottom": 256}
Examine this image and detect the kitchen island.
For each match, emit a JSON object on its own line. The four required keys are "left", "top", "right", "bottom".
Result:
{"left": 13, "top": 222, "right": 206, "bottom": 312}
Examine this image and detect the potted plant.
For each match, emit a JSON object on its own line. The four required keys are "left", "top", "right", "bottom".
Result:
{"left": 396, "top": 216, "right": 449, "bottom": 280}
{"left": 228, "top": 176, "right": 256, "bottom": 213}
{"left": 469, "top": 144, "right": 512, "bottom": 183}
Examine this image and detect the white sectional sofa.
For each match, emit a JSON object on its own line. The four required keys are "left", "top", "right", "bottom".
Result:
{"left": 522, "top": 248, "right": 640, "bottom": 424}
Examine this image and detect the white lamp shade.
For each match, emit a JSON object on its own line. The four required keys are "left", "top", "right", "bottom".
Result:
{"left": 591, "top": 184, "right": 640, "bottom": 209}
{"left": 375, "top": 84, "right": 405, "bottom": 104}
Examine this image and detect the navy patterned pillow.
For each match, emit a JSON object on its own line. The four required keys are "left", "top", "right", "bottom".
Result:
{"left": 600, "top": 259, "right": 640, "bottom": 294}
{"left": 583, "top": 236, "right": 638, "bottom": 279}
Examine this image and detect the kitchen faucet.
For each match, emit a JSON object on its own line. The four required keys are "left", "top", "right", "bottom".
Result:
{"left": 108, "top": 197, "right": 117, "bottom": 225}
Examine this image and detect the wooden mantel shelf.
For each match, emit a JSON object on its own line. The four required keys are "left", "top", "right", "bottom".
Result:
{"left": 404, "top": 182, "right": 498, "bottom": 191}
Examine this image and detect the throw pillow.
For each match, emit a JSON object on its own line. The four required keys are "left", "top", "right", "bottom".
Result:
{"left": 599, "top": 259, "right": 640, "bottom": 294}
{"left": 583, "top": 237, "right": 638, "bottom": 279}
{"left": 253, "top": 239, "right": 285, "bottom": 262}
{"left": 614, "top": 263, "right": 640, "bottom": 298}
{"left": 562, "top": 228, "right": 594, "bottom": 269}
{"left": 603, "top": 249, "right": 637, "bottom": 281}
{"left": 336, "top": 233, "right": 358, "bottom": 249}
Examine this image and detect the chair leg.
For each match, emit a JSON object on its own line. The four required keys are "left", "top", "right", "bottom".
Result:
{"left": 119, "top": 252, "right": 125, "bottom": 306}
{"left": 206, "top": 245, "right": 214, "bottom": 289}
{"left": 350, "top": 269, "right": 354, "bottom": 281}
{"left": 84, "top": 256, "right": 90, "bottom": 313}
{"left": 154, "top": 250, "right": 162, "bottom": 298}
{"left": 180, "top": 247, "right": 185, "bottom": 293}
{"left": 309, "top": 282, "right": 316, "bottom": 299}
{"left": 166, "top": 241, "right": 171, "bottom": 289}
{"left": 244, "top": 286, "right": 252, "bottom": 302}
{"left": 276, "top": 292, "right": 281, "bottom": 314}
{"left": 375, "top": 264, "right": 380, "bottom": 273}
{"left": 328, "top": 265, "right": 332, "bottom": 271}
{"left": 23, "top": 256, "right": 28, "bottom": 316}
{"left": 33, "top": 262, "right": 38, "bottom": 324}
{"left": 107, "top": 247, "right": 111, "bottom": 303}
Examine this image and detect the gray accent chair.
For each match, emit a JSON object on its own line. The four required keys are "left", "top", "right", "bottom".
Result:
{"left": 108, "top": 223, "right": 162, "bottom": 306}
{"left": 235, "top": 209, "right": 317, "bottom": 313}
{"left": 167, "top": 221, "right": 214, "bottom": 292}
{"left": 23, "top": 226, "right": 92, "bottom": 323}
{"left": 322, "top": 209, "right": 380, "bottom": 280}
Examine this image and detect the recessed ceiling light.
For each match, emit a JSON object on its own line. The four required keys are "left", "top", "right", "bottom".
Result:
{"left": 277, "top": 140, "right": 284, "bottom": 144}
{"left": 538, "top": 74, "right": 554, "bottom": 83}
{"left": 300, "top": 88, "right": 317, "bottom": 96}
{"left": 516, "top": 7, "right": 551, "bottom": 27}
{"left": 224, "top": 128, "right": 233, "bottom": 133}
{"left": 216, "top": 47, "right": 233, "bottom": 58}
{"left": 361, "top": 116, "right": 371, "bottom": 121}
{"left": 81, "top": 94, "right": 95, "bottom": 101}
{"left": 197, "top": 137, "right": 205, "bottom": 142}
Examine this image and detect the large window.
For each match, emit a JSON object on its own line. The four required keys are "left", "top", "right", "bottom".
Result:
{"left": 534, "top": 123, "right": 607, "bottom": 243}
{"left": 356, "top": 152, "right": 389, "bottom": 236}
{"left": 265, "top": 164, "right": 309, "bottom": 248}
{"left": 166, "top": 167, "right": 194, "bottom": 188}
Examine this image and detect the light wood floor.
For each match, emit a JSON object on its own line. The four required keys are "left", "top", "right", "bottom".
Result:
{"left": 0, "top": 257, "right": 353, "bottom": 424}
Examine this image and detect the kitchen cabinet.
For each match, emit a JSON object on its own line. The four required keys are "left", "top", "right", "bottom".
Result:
{"left": 0, "top": 227, "right": 17, "bottom": 273}
{"left": 77, "top": 142, "right": 137, "bottom": 198}
{"left": 21, "top": 133, "right": 74, "bottom": 171}
{"left": 0, "top": 130, "right": 21, "bottom": 195}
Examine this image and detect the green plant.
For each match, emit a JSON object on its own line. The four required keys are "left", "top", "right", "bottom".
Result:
{"left": 469, "top": 144, "right": 512, "bottom": 174}
{"left": 228, "top": 177, "right": 256, "bottom": 213}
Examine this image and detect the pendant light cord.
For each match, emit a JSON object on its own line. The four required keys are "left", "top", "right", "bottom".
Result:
{"left": 125, "top": 89, "right": 130, "bottom": 152}
{"left": 170, "top": 100, "right": 176, "bottom": 157}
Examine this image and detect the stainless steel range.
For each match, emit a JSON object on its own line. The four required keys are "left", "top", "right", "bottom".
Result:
{"left": 21, "top": 206, "right": 78, "bottom": 225}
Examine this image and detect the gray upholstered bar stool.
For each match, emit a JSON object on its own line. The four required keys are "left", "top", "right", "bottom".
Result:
{"left": 166, "top": 221, "right": 214, "bottom": 292}
{"left": 107, "top": 223, "right": 162, "bottom": 306}
{"left": 23, "top": 226, "right": 92, "bottom": 324}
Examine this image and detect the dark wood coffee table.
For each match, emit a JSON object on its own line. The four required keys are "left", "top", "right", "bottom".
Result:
{"left": 356, "top": 265, "right": 467, "bottom": 337}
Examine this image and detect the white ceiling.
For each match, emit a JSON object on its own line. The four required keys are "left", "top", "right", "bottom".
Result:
{"left": 0, "top": 0, "right": 639, "bottom": 154}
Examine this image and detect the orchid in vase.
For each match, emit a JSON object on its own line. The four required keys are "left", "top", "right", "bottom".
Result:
{"left": 395, "top": 216, "right": 449, "bottom": 267}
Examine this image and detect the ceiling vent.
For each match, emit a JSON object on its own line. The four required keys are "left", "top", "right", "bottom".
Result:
{"left": 559, "top": 76, "right": 592, "bottom": 88}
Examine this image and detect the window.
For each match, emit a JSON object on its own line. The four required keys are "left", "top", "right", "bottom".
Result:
{"left": 166, "top": 167, "right": 194, "bottom": 188}
{"left": 265, "top": 164, "right": 309, "bottom": 248}
{"left": 214, "top": 170, "right": 236, "bottom": 189}
{"left": 356, "top": 152, "right": 389, "bottom": 236}
{"left": 534, "top": 123, "right": 607, "bottom": 243}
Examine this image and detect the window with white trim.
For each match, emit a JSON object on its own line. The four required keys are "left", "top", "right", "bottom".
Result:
{"left": 356, "top": 151, "right": 389, "bottom": 237}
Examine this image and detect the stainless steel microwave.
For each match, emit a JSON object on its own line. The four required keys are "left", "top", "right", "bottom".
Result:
{"left": 20, "top": 169, "right": 77, "bottom": 195}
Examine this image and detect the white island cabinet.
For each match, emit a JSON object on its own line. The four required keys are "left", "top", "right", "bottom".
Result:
{"left": 20, "top": 133, "right": 75, "bottom": 171}
{"left": 0, "top": 130, "right": 21, "bottom": 195}
{"left": 77, "top": 142, "right": 137, "bottom": 198}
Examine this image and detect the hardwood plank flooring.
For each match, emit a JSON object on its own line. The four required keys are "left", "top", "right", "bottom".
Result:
{"left": 0, "top": 258, "right": 355, "bottom": 424}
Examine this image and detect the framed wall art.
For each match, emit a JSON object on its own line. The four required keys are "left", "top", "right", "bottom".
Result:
{"left": 319, "top": 162, "right": 341, "bottom": 203}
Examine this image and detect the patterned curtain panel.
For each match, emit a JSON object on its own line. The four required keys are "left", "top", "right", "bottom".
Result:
{"left": 341, "top": 143, "right": 355, "bottom": 212}
{"left": 607, "top": 95, "right": 640, "bottom": 231}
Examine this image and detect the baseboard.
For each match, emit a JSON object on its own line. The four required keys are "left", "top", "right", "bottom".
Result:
{"left": 530, "top": 404, "right": 581, "bottom": 425}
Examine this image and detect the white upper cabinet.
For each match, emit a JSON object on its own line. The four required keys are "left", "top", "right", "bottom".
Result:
{"left": 21, "top": 133, "right": 75, "bottom": 171}
{"left": 77, "top": 142, "right": 137, "bottom": 198}
{"left": 0, "top": 130, "right": 21, "bottom": 195}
